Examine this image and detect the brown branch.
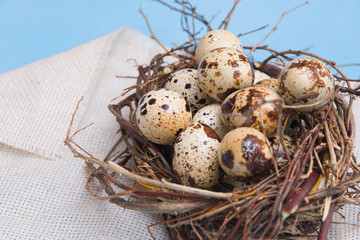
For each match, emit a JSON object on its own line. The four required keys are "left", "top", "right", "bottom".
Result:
{"left": 247, "top": 1, "right": 309, "bottom": 57}
{"left": 155, "top": 0, "right": 211, "bottom": 31}
{"left": 237, "top": 24, "right": 269, "bottom": 37}
{"left": 218, "top": 0, "right": 241, "bottom": 30}
{"left": 139, "top": 7, "right": 189, "bottom": 63}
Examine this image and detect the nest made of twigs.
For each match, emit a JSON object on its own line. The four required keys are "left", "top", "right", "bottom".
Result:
{"left": 64, "top": 1, "right": 360, "bottom": 239}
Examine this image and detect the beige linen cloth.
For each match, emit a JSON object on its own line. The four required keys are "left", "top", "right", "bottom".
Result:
{"left": 0, "top": 26, "right": 359, "bottom": 239}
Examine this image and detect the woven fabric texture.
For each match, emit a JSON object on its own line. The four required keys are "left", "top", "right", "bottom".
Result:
{"left": 0, "top": 26, "right": 167, "bottom": 240}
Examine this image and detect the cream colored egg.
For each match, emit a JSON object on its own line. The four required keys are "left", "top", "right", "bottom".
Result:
{"left": 164, "top": 68, "right": 213, "bottom": 111}
{"left": 195, "top": 29, "right": 243, "bottom": 65}
{"left": 221, "top": 87, "right": 284, "bottom": 137}
{"left": 253, "top": 70, "right": 270, "bottom": 84}
{"left": 198, "top": 47, "right": 254, "bottom": 102}
{"left": 192, "top": 103, "right": 230, "bottom": 139}
{"left": 218, "top": 127, "right": 273, "bottom": 181}
{"left": 135, "top": 89, "right": 192, "bottom": 145}
{"left": 253, "top": 78, "right": 279, "bottom": 93}
{"left": 278, "top": 57, "right": 335, "bottom": 112}
{"left": 172, "top": 123, "right": 221, "bottom": 189}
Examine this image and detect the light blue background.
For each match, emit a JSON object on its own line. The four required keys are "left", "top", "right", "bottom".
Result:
{"left": 1, "top": 0, "right": 359, "bottom": 79}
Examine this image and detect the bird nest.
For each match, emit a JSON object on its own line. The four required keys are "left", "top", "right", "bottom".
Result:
{"left": 65, "top": 1, "right": 360, "bottom": 239}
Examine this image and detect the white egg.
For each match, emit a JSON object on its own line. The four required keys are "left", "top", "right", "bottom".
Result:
{"left": 192, "top": 103, "right": 229, "bottom": 139}
{"left": 135, "top": 88, "right": 192, "bottom": 145}
{"left": 253, "top": 70, "right": 270, "bottom": 84}
{"left": 221, "top": 87, "right": 285, "bottom": 137}
{"left": 218, "top": 127, "right": 273, "bottom": 181}
{"left": 195, "top": 29, "right": 243, "bottom": 65}
{"left": 164, "top": 68, "right": 213, "bottom": 111}
{"left": 278, "top": 57, "right": 335, "bottom": 112}
{"left": 172, "top": 123, "right": 221, "bottom": 189}
{"left": 198, "top": 47, "right": 254, "bottom": 102}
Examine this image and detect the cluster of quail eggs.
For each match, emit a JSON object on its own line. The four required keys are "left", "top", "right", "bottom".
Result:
{"left": 135, "top": 29, "right": 335, "bottom": 190}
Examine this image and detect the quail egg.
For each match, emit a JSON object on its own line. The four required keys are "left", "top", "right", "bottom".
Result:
{"left": 253, "top": 78, "right": 279, "bottom": 93}
{"left": 164, "top": 68, "right": 213, "bottom": 111}
{"left": 218, "top": 127, "right": 273, "bottom": 181}
{"left": 253, "top": 70, "right": 271, "bottom": 84}
{"left": 135, "top": 88, "right": 192, "bottom": 145}
{"left": 221, "top": 87, "right": 285, "bottom": 137}
{"left": 278, "top": 57, "right": 335, "bottom": 112}
{"left": 198, "top": 47, "right": 254, "bottom": 102}
{"left": 172, "top": 122, "right": 221, "bottom": 189}
{"left": 269, "top": 134, "right": 297, "bottom": 167}
{"left": 195, "top": 29, "right": 244, "bottom": 65}
{"left": 192, "top": 103, "right": 230, "bottom": 139}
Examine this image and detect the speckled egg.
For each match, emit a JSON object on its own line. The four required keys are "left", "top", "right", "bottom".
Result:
{"left": 221, "top": 87, "right": 284, "bottom": 137}
{"left": 253, "top": 70, "right": 270, "bottom": 84}
{"left": 218, "top": 127, "right": 273, "bottom": 181}
{"left": 172, "top": 123, "right": 221, "bottom": 189}
{"left": 198, "top": 47, "right": 254, "bottom": 102}
{"left": 253, "top": 78, "right": 279, "bottom": 93}
{"left": 135, "top": 88, "right": 192, "bottom": 145}
{"left": 195, "top": 29, "right": 244, "bottom": 65}
{"left": 269, "top": 134, "right": 297, "bottom": 167}
{"left": 278, "top": 57, "right": 335, "bottom": 112}
{"left": 164, "top": 68, "right": 213, "bottom": 111}
{"left": 192, "top": 103, "right": 230, "bottom": 139}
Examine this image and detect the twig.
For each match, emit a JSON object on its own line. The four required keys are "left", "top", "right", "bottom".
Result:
{"left": 139, "top": 7, "right": 189, "bottom": 63}
{"left": 218, "top": 0, "right": 241, "bottom": 30}
{"left": 237, "top": 24, "right": 269, "bottom": 37}
{"left": 247, "top": 1, "right": 309, "bottom": 57}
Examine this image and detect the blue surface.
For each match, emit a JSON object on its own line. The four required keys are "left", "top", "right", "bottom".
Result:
{"left": 0, "top": 0, "right": 359, "bottom": 79}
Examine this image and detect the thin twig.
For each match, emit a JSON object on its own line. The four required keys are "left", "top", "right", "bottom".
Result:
{"left": 247, "top": 1, "right": 309, "bottom": 57}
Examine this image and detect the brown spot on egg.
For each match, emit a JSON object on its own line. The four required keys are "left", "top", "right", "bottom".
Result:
{"left": 215, "top": 71, "right": 222, "bottom": 77}
{"left": 187, "top": 176, "right": 196, "bottom": 187}
{"left": 227, "top": 59, "right": 239, "bottom": 68}
{"left": 221, "top": 150, "right": 234, "bottom": 169}
{"left": 202, "top": 124, "right": 220, "bottom": 141}
{"left": 222, "top": 93, "right": 237, "bottom": 113}
{"left": 208, "top": 62, "right": 219, "bottom": 69}
{"left": 200, "top": 59, "right": 208, "bottom": 69}
{"left": 233, "top": 70, "right": 241, "bottom": 79}
{"left": 242, "top": 134, "right": 271, "bottom": 175}
{"left": 238, "top": 54, "right": 248, "bottom": 62}
{"left": 288, "top": 59, "right": 309, "bottom": 69}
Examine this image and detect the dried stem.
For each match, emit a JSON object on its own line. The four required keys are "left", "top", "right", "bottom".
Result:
{"left": 247, "top": 1, "right": 309, "bottom": 57}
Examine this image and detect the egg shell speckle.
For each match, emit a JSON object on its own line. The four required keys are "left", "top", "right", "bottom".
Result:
{"left": 172, "top": 123, "right": 221, "bottom": 189}
{"left": 219, "top": 127, "right": 273, "bottom": 180}
{"left": 135, "top": 88, "right": 192, "bottom": 145}
{"left": 278, "top": 57, "right": 335, "bottom": 112}
{"left": 164, "top": 68, "right": 213, "bottom": 111}
{"left": 269, "top": 134, "right": 297, "bottom": 167}
{"left": 253, "top": 78, "right": 279, "bottom": 93}
{"left": 195, "top": 29, "right": 244, "bottom": 66}
{"left": 221, "top": 87, "right": 284, "bottom": 137}
{"left": 192, "top": 103, "right": 230, "bottom": 139}
{"left": 198, "top": 47, "right": 254, "bottom": 102}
